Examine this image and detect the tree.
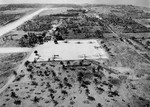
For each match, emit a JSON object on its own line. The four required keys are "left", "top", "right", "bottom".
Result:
{"left": 19, "top": 33, "right": 38, "bottom": 47}
{"left": 88, "top": 96, "right": 95, "bottom": 101}
{"left": 92, "top": 67, "right": 96, "bottom": 73}
{"left": 95, "top": 30, "right": 103, "bottom": 38}
{"left": 62, "top": 65, "right": 66, "bottom": 70}
{"left": 19, "top": 36, "right": 29, "bottom": 47}
{"left": 34, "top": 50, "right": 38, "bottom": 55}
{"left": 77, "top": 72, "right": 83, "bottom": 83}
{"left": 13, "top": 71, "right": 17, "bottom": 76}
{"left": 60, "top": 61, "right": 64, "bottom": 65}
{"left": 142, "top": 37, "right": 145, "bottom": 40}
{"left": 11, "top": 92, "right": 18, "bottom": 98}
{"left": 29, "top": 74, "right": 33, "bottom": 80}
{"left": 38, "top": 36, "right": 43, "bottom": 44}
{"left": 97, "top": 103, "right": 102, "bottom": 107}
{"left": 131, "top": 36, "right": 136, "bottom": 40}
{"left": 42, "top": 31, "right": 47, "bottom": 37}
{"left": 54, "top": 39, "right": 58, "bottom": 44}
{"left": 79, "top": 60, "right": 84, "bottom": 66}
{"left": 32, "top": 96, "right": 40, "bottom": 103}
{"left": 23, "top": 34, "right": 28, "bottom": 39}
{"left": 146, "top": 41, "right": 150, "bottom": 46}
{"left": 66, "top": 61, "right": 70, "bottom": 66}
{"left": 24, "top": 60, "right": 30, "bottom": 67}
{"left": 28, "top": 33, "right": 38, "bottom": 46}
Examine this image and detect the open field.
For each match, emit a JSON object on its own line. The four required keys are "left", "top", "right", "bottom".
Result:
{"left": 0, "top": 60, "right": 140, "bottom": 107}
{"left": 38, "top": 8, "right": 71, "bottom": 16}
{"left": 134, "top": 19, "right": 150, "bottom": 28}
{"left": 120, "top": 33, "right": 150, "bottom": 38}
{"left": 0, "top": 56, "right": 150, "bottom": 107}
{"left": 0, "top": 52, "right": 28, "bottom": 89}
{"left": 0, "top": 53, "right": 28, "bottom": 74}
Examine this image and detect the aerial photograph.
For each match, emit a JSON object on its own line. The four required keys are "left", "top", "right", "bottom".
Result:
{"left": 0, "top": 0, "right": 150, "bottom": 107}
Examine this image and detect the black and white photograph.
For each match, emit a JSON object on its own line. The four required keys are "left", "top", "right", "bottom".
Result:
{"left": 0, "top": 0, "right": 150, "bottom": 107}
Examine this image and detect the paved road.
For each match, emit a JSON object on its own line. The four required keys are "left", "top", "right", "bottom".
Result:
{"left": 0, "top": 47, "right": 32, "bottom": 53}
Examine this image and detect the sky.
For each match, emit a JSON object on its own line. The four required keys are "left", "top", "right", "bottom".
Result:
{"left": 0, "top": 0, "right": 149, "bottom": 7}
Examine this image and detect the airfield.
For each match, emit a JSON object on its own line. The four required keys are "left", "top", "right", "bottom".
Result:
{"left": 0, "top": 4, "right": 150, "bottom": 107}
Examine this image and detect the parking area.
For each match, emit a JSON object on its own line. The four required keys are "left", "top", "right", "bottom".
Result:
{"left": 28, "top": 39, "right": 108, "bottom": 61}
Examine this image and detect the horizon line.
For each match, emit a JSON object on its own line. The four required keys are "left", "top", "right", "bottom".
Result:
{"left": 0, "top": 3, "right": 149, "bottom": 8}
